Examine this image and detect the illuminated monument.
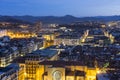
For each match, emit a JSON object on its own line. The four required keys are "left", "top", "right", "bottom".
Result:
{"left": 41, "top": 60, "right": 99, "bottom": 80}
{"left": 16, "top": 48, "right": 100, "bottom": 80}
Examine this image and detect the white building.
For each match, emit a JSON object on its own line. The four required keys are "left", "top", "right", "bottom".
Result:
{"left": 0, "top": 30, "right": 7, "bottom": 38}
{"left": 54, "top": 35, "right": 81, "bottom": 46}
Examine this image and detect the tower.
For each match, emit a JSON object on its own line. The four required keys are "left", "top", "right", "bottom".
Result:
{"left": 34, "top": 21, "right": 42, "bottom": 34}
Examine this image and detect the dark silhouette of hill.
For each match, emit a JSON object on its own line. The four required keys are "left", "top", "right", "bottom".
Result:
{"left": 0, "top": 16, "right": 32, "bottom": 24}
{"left": 0, "top": 15, "right": 120, "bottom": 24}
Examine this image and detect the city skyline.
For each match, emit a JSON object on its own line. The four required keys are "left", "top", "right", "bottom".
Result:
{"left": 0, "top": 0, "right": 120, "bottom": 80}
{"left": 0, "top": 0, "right": 120, "bottom": 17}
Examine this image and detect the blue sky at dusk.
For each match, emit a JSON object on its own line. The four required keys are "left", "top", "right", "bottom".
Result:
{"left": 0, "top": 0, "right": 120, "bottom": 17}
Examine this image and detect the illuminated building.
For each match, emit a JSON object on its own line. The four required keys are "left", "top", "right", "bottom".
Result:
{"left": 43, "top": 33, "right": 55, "bottom": 41}
{"left": 16, "top": 46, "right": 100, "bottom": 80}
{"left": 0, "top": 64, "right": 18, "bottom": 80}
{"left": 104, "top": 31, "right": 115, "bottom": 43}
{"left": 107, "top": 21, "right": 118, "bottom": 27}
{"left": 42, "top": 33, "right": 55, "bottom": 48}
{"left": 0, "top": 30, "right": 8, "bottom": 38}
{"left": 17, "top": 60, "right": 99, "bottom": 80}
{"left": 54, "top": 35, "right": 81, "bottom": 46}
{"left": 0, "top": 37, "right": 42, "bottom": 68}
{"left": 0, "top": 29, "right": 37, "bottom": 39}
{"left": 101, "top": 24, "right": 106, "bottom": 28}
{"left": 7, "top": 31, "right": 37, "bottom": 39}
{"left": 41, "top": 60, "right": 99, "bottom": 80}
{"left": 0, "top": 22, "right": 11, "bottom": 27}
{"left": 17, "top": 49, "right": 58, "bottom": 80}
{"left": 49, "top": 24, "right": 58, "bottom": 28}
{"left": 0, "top": 47, "right": 19, "bottom": 67}
{"left": 41, "top": 61, "right": 85, "bottom": 80}
{"left": 19, "top": 24, "right": 29, "bottom": 29}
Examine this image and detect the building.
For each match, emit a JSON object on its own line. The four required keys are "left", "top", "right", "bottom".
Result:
{"left": 0, "top": 30, "right": 8, "bottom": 38}
{"left": 0, "top": 29, "right": 37, "bottom": 39}
{"left": 34, "top": 21, "right": 42, "bottom": 34}
{"left": 0, "top": 46, "right": 19, "bottom": 67}
{"left": 7, "top": 30, "right": 37, "bottom": 39}
{"left": 54, "top": 34, "right": 81, "bottom": 46}
{"left": 41, "top": 61, "right": 86, "bottom": 80}
{"left": 41, "top": 60, "right": 99, "bottom": 80}
{"left": 0, "top": 64, "right": 18, "bottom": 80}
{"left": 42, "top": 33, "right": 55, "bottom": 48}
{"left": 16, "top": 49, "right": 58, "bottom": 80}
{"left": 16, "top": 46, "right": 100, "bottom": 80}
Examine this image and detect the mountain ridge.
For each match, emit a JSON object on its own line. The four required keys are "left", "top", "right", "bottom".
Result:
{"left": 0, "top": 15, "right": 120, "bottom": 24}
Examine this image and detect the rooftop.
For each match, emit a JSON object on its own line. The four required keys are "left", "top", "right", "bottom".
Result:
{"left": 39, "top": 60, "right": 85, "bottom": 67}
{"left": 30, "top": 49, "right": 58, "bottom": 58}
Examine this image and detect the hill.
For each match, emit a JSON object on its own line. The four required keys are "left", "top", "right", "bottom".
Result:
{"left": 0, "top": 15, "right": 120, "bottom": 24}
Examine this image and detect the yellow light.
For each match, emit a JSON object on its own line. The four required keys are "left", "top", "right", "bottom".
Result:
{"left": 24, "top": 72, "right": 27, "bottom": 76}
{"left": 39, "top": 47, "right": 45, "bottom": 49}
{"left": 21, "top": 54, "right": 23, "bottom": 56}
{"left": 97, "top": 70, "right": 101, "bottom": 74}
{"left": 7, "top": 31, "right": 37, "bottom": 39}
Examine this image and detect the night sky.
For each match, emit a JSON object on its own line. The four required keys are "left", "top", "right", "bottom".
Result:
{"left": 0, "top": 0, "right": 120, "bottom": 17}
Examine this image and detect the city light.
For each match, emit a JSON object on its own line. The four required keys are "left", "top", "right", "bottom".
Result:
{"left": 0, "top": 1, "right": 120, "bottom": 79}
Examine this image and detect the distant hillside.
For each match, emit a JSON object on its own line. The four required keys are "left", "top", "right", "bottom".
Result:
{"left": 0, "top": 16, "right": 31, "bottom": 24}
{"left": 0, "top": 15, "right": 120, "bottom": 24}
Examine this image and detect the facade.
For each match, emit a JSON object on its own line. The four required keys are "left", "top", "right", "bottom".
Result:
{"left": 54, "top": 34, "right": 81, "bottom": 46}
{"left": 41, "top": 61, "right": 99, "bottom": 80}
{"left": 0, "top": 29, "right": 37, "bottom": 39}
{"left": 7, "top": 30, "right": 37, "bottom": 39}
{"left": 17, "top": 49, "right": 58, "bottom": 80}
{"left": 18, "top": 56, "right": 44, "bottom": 80}
{"left": 0, "top": 30, "right": 7, "bottom": 38}
{"left": 54, "top": 38, "right": 80, "bottom": 46}
{"left": 0, "top": 64, "right": 18, "bottom": 80}
{"left": 18, "top": 60, "right": 99, "bottom": 80}
{"left": 42, "top": 33, "right": 55, "bottom": 48}
{"left": 17, "top": 49, "right": 99, "bottom": 80}
{"left": 0, "top": 47, "right": 19, "bottom": 67}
